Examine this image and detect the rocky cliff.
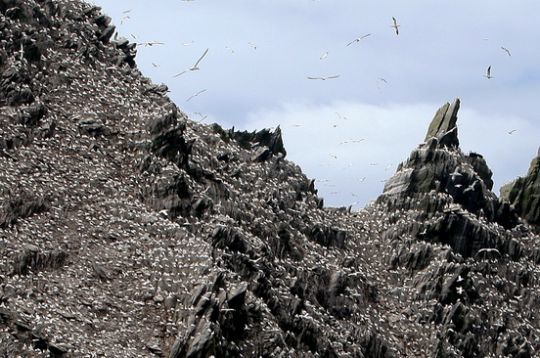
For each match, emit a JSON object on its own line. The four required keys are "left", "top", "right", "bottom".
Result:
{"left": 501, "top": 154, "right": 540, "bottom": 228}
{"left": 1, "top": 1, "right": 540, "bottom": 357}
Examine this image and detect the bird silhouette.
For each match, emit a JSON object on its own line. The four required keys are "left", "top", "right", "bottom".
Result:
{"left": 484, "top": 65, "right": 493, "bottom": 79}
{"left": 391, "top": 17, "right": 400, "bottom": 35}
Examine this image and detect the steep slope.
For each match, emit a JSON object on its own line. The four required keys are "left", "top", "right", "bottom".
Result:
{"left": 1, "top": 1, "right": 540, "bottom": 358}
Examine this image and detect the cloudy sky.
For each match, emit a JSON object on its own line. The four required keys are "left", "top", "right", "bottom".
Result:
{"left": 91, "top": 0, "right": 540, "bottom": 208}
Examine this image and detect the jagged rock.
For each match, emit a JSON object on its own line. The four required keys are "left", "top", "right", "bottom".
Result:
{"left": 17, "top": 102, "right": 46, "bottom": 126}
{"left": 192, "top": 196, "right": 213, "bottom": 217}
{"left": 425, "top": 98, "right": 460, "bottom": 147}
{"left": 98, "top": 25, "right": 115, "bottom": 43}
{"left": 145, "top": 83, "right": 169, "bottom": 95}
{"left": 362, "top": 332, "right": 394, "bottom": 358}
{"left": 466, "top": 152, "right": 494, "bottom": 189}
{"left": 227, "top": 281, "right": 248, "bottom": 309}
{"left": 439, "top": 266, "right": 478, "bottom": 304}
{"left": 147, "top": 109, "right": 179, "bottom": 135}
{"left": 6, "top": 87, "right": 34, "bottom": 106}
{"left": 267, "top": 223, "right": 305, "bottom": 260}
{"left": 380, "top": 98, "right": 497, "bottom": 220}
{"left": 0, "top": 190, "right": 49, "bottom": 228}
{"left": 94, "top": 14, "right": 112, "bottom": 27}
{"left": 76, "top": 116, "right": 108, "bottom": 136}
{"left": 230, "top": 126, "right": 286, "bottom": 159}
{"left": 252, "top": 146, "right": 272, "bottom": 162}
{"left": 12, "top": 245, "right": 67, "bottom": 275}
{"left": 501, "top": 154, "right": 540, "bottom": 226}
{"left": 144, "top": 173, "right": 192, "bottom": 218}
{"left": 308, "top": 224, "right": 347, "bottom": 248}
{"left": 150, "top": 125, "right": 193, "bottom": 169}
{"left": 389, "top": 242, "right": 433, "bottom": 271}
{"left": 2, "top": 3, "right": 540, "bottom": 357}
{"left": 211, "top": 226, "right": 249, "bottom": 253}
{"left": 91, "top": 262, "right": 110, "bottom": 281}
{"left": 377, "top": 99, "right": 523, "bottom": 261}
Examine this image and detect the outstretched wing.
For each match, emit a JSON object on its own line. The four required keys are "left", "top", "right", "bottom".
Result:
{"left": 173, "top": 70, "right": 187, "bottom": 78}
{"left": 193, "top": 48, "right": 209, "bottom": 68}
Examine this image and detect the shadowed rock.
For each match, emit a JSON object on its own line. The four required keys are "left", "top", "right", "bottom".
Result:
{"left": 13, "top": 245, "right": 68, "bottom": 275}
{"left": 501, "top": 153, "right": 540, "bottom": 227}
{"left": 377, "top": 99, "right": 519, "bottom": 259}
{"left": 0, "top": 190, "right": 50, "bottom": 228}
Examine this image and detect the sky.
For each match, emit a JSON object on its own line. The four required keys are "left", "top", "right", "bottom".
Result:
{"left": 90, "top": 0, "right": 540, "bottom": 209}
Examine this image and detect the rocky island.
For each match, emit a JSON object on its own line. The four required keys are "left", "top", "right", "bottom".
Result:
{"left": 0, "top": 1, "right": 539, "bottom": 357}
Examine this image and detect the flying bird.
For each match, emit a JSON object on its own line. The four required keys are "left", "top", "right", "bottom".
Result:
{"left": 120, "top": 15, "right": 130, "bottom": 24}
{"left": 186, "top": 89, "right": 207, "bottom": 102}
{"left": 137, "top": 41, "right": 164, "bottom": 47}
{"left": 320, "top": 51, "right": 329, "bottom": 60}
{"left": 484, "top": 65, "right": 493, "bottom": 79}
{"left": 248, "top": 42, "right": 257, "bottom": 50}
{"left": 507, "top": 129, "right": 517, "bottom": 135}
{"left": 450, "top": 168, "right": 462, "bottom": 180}
{"left": 173, "top": 70, "right": 187, "bottom": 78}
{"left": 391, "top": 17, "right": 400, "bottom": 35}
{"left": 340, "top": 139, "right": 365, "bottom": 144}
{"left": 501, "top": 46, "right": 511, "bottom": 57}
{"left": 346, "top": 34, "right": 371, "bottom": 46}
{"left": 190, "top": 48, "right": 209, "bottom": 71}
{"left": 197, "top": 114, "right": 208, "bottom": 122}
{"left": 307, "top": 75, "right": 340, "bottom": 80}
{"left": 335, "top": 112, "right": 348, "bottom": 120}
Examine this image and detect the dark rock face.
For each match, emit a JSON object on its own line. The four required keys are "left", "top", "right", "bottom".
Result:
{"left": 225, "top": 126, "right": 287, "bottom": 161}
{"left": 377, "top": 98, "right": 521, "bottom": 259}
{"left": 0, "top": 190, "right": 49, "bottom": 229}
{"left": 501, "top": 155, "right": 540, "bottom": 226}
{"left": 149, "top": 114, "right": 193, "bottom": 170}
{"left": 308, "top": 224, "right": 348, "bottom": 248}
{"left": 12, "top": 245, "right": 68, "bottom": 275}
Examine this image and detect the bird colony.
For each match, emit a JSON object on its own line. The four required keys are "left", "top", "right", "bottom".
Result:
{"left": 0, "top": 1, "right": 539, "bottom": 357}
